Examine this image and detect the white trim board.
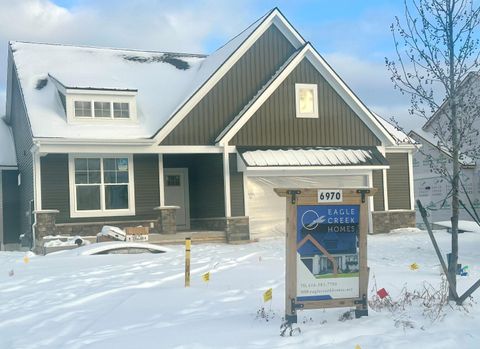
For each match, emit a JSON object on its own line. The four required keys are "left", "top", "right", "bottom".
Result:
{"left": 153, "top": 9, "right": 305, "bottom": 144}
{"left": 216, "top": 45, "right": 396, "bottom": 146}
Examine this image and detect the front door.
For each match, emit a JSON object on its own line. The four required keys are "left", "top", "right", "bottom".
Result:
{"left": 164, "top": 168, "right": 190, "bottom": 230}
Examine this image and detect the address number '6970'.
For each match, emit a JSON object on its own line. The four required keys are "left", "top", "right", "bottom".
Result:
{"left": 317, "top": 190, "right": 343, "bottom": 202}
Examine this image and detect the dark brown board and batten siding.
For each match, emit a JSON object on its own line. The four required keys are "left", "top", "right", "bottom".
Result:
{"left": 372, "top": 170, "right": 385, "bottom": 211}
{"left": 386, "top": 153, "right": 411, "bottom": 210}
{"left": 231, "top": 58, "right": 381, "bottom": 147}
{"left": 161, "top": 24, "right": 296, "bottom": 145}
{"left": 41, "top": 154, "right": 160, "bottom": 223}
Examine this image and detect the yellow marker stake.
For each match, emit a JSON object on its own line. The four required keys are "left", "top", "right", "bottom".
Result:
{"left": 185, "top": 238, "right": 191, "bottom": 287}
{"left": 263, "top": 288, "right": 272, "bottom": 302}
{"left": 355, "top": 345, "right": 362, "bottom": 349}
{"left": 410, "top": 262, "right": 419, "bottom": 271}
{"left": 202, "top": 272, "right": 210, "bottom": 282}
{"left": 23, "top": 256, "right": 30, "bottom": 264}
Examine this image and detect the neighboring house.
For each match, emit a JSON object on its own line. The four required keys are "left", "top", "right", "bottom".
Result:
{"left": 4, "top": 8, "right": 416, "bottom": 247}
{"left": 409, "top": 71, "right": 480, "bottom": 225}
{"left": 410, "top": 130, "right": 478, "bottom": 225}
{"left": 0, "top": 118, "right": 19, "bottom": 248}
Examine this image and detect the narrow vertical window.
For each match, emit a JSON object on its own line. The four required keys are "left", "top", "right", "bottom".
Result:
{"left": 295, "top": 84, "right": 318, "bottom": 118}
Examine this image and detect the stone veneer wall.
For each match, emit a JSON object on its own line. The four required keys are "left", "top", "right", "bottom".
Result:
{"left": 372, "top": 210, "right": 416, "bottom": 234}
{"left": 191, "top": 216, "right": 250, "bottom": 242}
{"left": 55, "top": 220, "right": 157, "bottom": 236}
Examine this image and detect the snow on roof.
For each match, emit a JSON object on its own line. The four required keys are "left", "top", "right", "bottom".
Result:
{"left": 11, "top": 42, "right": 207, "bottom": 139}
{"left": 409, "top": 129, "right": 475, "bottom": 166}
{"left": 372, "top": 112, "right": 414, "bottom": 145}
{"left": 0, "top": 118, "right": 17, "bottom": 167}
{"left": 238, "top": 147, "right": 388, "bottom": 167}
{"left": 10, "top": 11, "right": 272, "bottom": 140}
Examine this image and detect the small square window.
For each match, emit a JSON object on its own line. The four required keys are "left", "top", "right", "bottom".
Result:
{"left": 74, "top": 101, "right": 92, "bottom": 117}
{"left": 166, "top": 175, "right": 181, "bottom": 186}
{"left": 295, "top": 83, "right": 318, "bottom": 118}
{"left": 94, "top": 102, "right": 111, "bottom": 118}
{"left": 113, "top": 102, "right": 130, "bottom": 119}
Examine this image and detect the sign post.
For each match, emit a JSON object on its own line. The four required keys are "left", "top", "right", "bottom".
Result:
{"left": 275, "top": 188, "right": 375, "bottom": 325}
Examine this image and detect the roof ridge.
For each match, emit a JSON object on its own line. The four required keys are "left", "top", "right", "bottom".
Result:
{"left": 209, "top": 8, "right": 276, "bottom": 54}
{"left": 9, "top": 40, "right": 207, "bottom": 58}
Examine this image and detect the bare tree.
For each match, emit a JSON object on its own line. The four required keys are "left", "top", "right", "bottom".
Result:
{"left": 386, "top": 0, "right": 480, "bottom": 301}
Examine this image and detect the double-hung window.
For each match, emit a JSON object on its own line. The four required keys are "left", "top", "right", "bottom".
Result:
{"left": 70, "top": 155, "right": 135, "bottom": 217}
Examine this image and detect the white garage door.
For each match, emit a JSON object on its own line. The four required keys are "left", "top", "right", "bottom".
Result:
{"left": 247, "top": 175, "right": 367, "bottom": 240}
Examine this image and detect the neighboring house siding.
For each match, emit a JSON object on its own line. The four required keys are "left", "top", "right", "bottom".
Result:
{"left": 386, "top": 153, "right": 411, "bottom": 210}
{"left": 2, "top": 170, "right": 20, "bottom": 244}
{"left": 231, "top": 58, "right": 381, "bottom": 146}
{"left": 161, "top": 24, "right": 296, "bottom": 145}
{"left": 372, "top": 170, "right": 385, "bottom": 211}
{"left": 9, "top": 68, "right": 34, "bottom": 243}
{"left": 41, "top": 154, "right": 160, "bottom": 223}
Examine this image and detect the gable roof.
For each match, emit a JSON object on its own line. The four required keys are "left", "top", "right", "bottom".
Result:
{"left": 371, "top": 112, "right": 415, "bottom": 145}
{"left": 408, "top": 129, "right": 475, "bottom": 167}
{"left": 0, "top": 118, "right": 17, "bottom": 168}
{"left": 153, "top": 8, "right": 306, "bottom": 142}
{"left": 422, "top": 71, "right": 480, "bottom": 131}
{"left": 215, "top": 44, "right": 397, "bottom": 146}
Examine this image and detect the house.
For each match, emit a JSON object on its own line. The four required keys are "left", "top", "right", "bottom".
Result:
{"left": 0, "top": 118, "right": 19, "bottom": 249}
{"left": 4, "top": 8, "right": 416, "bottom": 248}
{"left": 408, "top": 71, "right": 480, "bottom": 225}
{"left": 410, "top": 126, "right": 478, "bottom": 225}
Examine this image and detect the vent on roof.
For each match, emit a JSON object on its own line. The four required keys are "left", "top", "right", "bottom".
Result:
{"left": 36, "top": 78, "right": 48, "bottom": 90}
{"left": 121, "top": 53, "right": 190, "bottom": 70}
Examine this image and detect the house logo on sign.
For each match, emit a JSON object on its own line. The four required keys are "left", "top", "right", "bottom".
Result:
{"left": 301, "top": 210, "right": 326, "bottom": 230}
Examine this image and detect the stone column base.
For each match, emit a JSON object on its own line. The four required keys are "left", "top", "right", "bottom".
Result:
{"left": 154, "top": 206, "right": 180, "bottom": 234}
{"left": 33, "top": 210, "right": 59, "bottom": 254}
{"left": 372, "top": 210, "right": 416, "bottom": 234}
{"left": 225, "top": 216, "right": 250, "bottom": 243}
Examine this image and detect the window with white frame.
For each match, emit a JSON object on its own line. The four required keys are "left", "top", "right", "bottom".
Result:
{"left": 295, "top": 83, "right": 318, "bottom": 118}
{"left": 74, "top": 101, "right": 92, "bottom": 117}
{"left": 70, "top": 155, "right": 135, "bottom": 217}
{"left": 113, "top": 102, "right": 130, "bottom": 118}
{"left": 73, "top": 101, "right": 131, "bottom": 119}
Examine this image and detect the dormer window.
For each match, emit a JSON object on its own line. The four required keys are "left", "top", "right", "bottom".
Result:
{"left": 70, "top": 99, "right": 135, "bottom": 121}
{"left": 94, "top": 102, "right": 111, "bottom": 118}
{"left": 74, "top": 101, "right": 92, "bottom": 117}
{"left": 48, "top": 73, "right": 138, "bottom": 123}
{"left": 113, "top": 102, "right": 130, "bottom": 118}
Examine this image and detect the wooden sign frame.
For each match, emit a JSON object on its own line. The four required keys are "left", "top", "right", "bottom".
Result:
{"left": 275, "top": 188, "right": 376, "bottom": 324}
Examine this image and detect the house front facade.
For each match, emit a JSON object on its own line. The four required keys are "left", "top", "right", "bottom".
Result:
{"left": 4, "top": 9, "right": 416, "bottom": 247}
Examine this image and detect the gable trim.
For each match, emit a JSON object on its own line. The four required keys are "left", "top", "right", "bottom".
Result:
{"left": 153, "top": 9, "right": 305, "bottom": 144}
{"left": 216, "top": 45, "right": 396, "bottom": 146}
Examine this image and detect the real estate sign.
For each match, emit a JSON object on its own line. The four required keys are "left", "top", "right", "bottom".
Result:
{"left": 275, "top": 188, "right": 375, "bottom": 324}
{"left": 296, "top": 204, "right": 360, "bottom": 301}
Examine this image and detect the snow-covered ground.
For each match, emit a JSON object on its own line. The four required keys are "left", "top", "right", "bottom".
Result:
{"left": 0, "top": 228, "right": 479, "bottom": 349}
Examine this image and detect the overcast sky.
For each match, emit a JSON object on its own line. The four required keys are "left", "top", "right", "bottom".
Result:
{"left": 0, "top": 0, "right": 423, "bottom": 131}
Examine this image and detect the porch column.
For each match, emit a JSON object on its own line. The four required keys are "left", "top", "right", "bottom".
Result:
{"left": 158, "top": 154, "right": 165, "bottom": 206}
{"left": 223, "top": 148, "right": 231, "bottom": 217}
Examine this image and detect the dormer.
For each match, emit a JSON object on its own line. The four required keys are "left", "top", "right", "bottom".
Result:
{"left": 48, "top": 73, "right": 138, "bottom": 124}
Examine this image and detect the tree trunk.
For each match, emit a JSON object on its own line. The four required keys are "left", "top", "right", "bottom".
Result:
{"left": 447, "top": 0, "right": 459, "bottom": 301}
